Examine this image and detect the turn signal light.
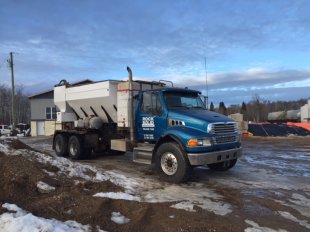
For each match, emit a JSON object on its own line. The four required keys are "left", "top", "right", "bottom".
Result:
{"left": 187, "top": 139, "right": 198, "bottom": 147}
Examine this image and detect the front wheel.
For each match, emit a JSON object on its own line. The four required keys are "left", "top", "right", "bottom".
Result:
{"left": 155, "top": 142, "right": 191, "bottom": 183}
{"left": 207, "top": 159, "right": 237, "bottom": 171}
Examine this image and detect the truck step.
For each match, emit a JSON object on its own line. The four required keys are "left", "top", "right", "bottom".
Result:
{"left": 133, "top": 144, "right": 154, "bottom": 165}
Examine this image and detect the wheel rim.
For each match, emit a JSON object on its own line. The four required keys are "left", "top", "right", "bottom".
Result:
{"left": 55, "top": 139, "right": 61, "bottom": 153}
{"left": 69, "top": 140, "right": 78, "bottom": 156}
{"left": 161, "top": 152, "right": 178, "bottom": 175}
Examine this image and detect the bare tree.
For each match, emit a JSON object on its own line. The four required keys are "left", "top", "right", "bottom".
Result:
{"left": 0, "top": 84, "right": 30, "bottom": 125}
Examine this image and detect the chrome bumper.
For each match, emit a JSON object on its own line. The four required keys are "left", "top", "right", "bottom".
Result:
{"left": 187, "top": 147, "right": 242, "bottom": 166}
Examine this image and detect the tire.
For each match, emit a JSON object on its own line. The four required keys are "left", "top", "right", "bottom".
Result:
{"left": 155, "top": 142, "right": 191, "bottom": 183}
{"left": 207, "top": 159, "right": 237, "bottom": 171}
{"left": 54, "top": 134, "right": 68, "bottom": 157}
{"left": 68, "top": 135, "right": 85, "bottom": 160}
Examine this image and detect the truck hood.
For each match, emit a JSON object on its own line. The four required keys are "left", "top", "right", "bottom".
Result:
{"left": 168, "top": 109, "right": 234, "bottom": 133}
{"left": 169, "top": 109, "right": 233, "bottom": 123}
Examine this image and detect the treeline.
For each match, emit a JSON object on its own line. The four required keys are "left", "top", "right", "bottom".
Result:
{"left": 210, "top": 94, "right": 308, "bottom": 122}
{"left": 0, "top": 84, "right": 30, "bottom": 125}
{"left": 0, "top": 84, "right": 308, "bottom": 124}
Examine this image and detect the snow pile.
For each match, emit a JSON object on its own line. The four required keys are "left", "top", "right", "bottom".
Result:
{"left": 170, "top": 201, "right": 196, "bottom": 212}
{"left": 289, "top": 193, "right": 310, "bottom": 208}
{"left": 244, "top": 219, "right": 287, "bottom": 232}
{"left": 1, "top": 139, "right": 232, "bottom": 216}
{"left": 111, "top": 212, "right": 130, "bottom": 224}
{"left": 12, "top": 148, "right": 140, "bottom": 194}
{"left": 37, "top": 181, "right": 56, "bottom": 193}
{"left": 0, "top": 142, "right": 9, "bottom": 153}
{"left": 141, "top": 183, "right": 233, "bottom": 215}
{"left": 42, "top": 169, "right": 56, "bottom": 176}
{"left": 275, "top": 193, "right": 310, "bottom": 218}
{"left": 1, "top": 138, "right": 139, "bottom": 193}
{"left": 278, "top": 211, "right": 310, "bottom": 229}
{"left": 93, "top": 183, "right": 232, "bottom": 215}
{"left": 93, "top": 192, "right": 141, "bottom": 201}
{"left": 0, "top": 203, "right": 91, "bottom": 232}
{"left": 288, "top": 193, "right": 310, "bottom": 217}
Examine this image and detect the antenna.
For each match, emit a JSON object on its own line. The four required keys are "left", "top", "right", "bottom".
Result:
{"left": 204, "top": 56, "right": 209, "bottom": 109}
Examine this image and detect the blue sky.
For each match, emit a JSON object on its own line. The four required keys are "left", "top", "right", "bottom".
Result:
{"left": 0, "top": 0, "right": 310, "bottom": 106}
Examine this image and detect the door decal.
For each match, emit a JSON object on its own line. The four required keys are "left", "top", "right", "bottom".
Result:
{"left": 142, "top": 117, "right": 155, "bottom": 130}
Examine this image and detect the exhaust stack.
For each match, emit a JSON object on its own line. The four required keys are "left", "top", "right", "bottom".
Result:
{"left": 127, "top": 66, "right": 135, "bottom": 142}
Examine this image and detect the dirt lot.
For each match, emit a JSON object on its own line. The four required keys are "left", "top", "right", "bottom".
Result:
{"left": 0, "top": 136, "right": 309, "bottom": 231}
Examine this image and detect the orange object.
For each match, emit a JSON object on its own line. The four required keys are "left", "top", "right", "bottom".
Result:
{"left": 187, "top": 139, "right": 198, "bottom": 147}
{"left": 242, "top": 131, "right": 253, "bottom": 137}
{"left": 287, "top": 122, "right": 310, "bottom": 131}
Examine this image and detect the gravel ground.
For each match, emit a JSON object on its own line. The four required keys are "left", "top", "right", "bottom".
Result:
{"left": 7, "top": 135, "right": 309, "bottom": 231}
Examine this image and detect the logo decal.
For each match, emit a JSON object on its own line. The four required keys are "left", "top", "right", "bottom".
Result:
{"left": 142, "top": 117, "right": 155, "bottom": 128}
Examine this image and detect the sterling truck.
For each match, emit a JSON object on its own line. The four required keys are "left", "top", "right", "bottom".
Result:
{"left": 53, "top": 67, "right": 242, "bottom": 183}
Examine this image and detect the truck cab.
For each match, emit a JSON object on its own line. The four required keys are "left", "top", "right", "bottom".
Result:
{"left": 133, "top": 88, "right": 242, "bottom": 182}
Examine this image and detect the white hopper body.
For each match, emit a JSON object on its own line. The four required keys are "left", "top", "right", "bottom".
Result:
{"left": 54, "top": 81, "right": 120, "bottom": 123}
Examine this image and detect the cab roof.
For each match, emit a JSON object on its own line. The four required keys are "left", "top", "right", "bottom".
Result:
{"left": 156, "top": 87, "right": 201, "bottom": 94}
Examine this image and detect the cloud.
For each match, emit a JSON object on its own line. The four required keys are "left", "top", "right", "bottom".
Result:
{"left": 0, "top": 1, "right": 310, "bottom": 104}
{"left": 169, "top": 68, "right": 310, "bottom": 105}
{"left": 209, "top": 86, "right": 310, "bottom": 106}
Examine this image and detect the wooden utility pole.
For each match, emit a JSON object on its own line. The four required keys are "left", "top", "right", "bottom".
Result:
{"left": 8, "top": 52, "right": 16, "bottom": 132}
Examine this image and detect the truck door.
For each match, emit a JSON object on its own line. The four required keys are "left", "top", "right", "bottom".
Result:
{"left": 136, "top": 91, "right": 167, "bottom": 142}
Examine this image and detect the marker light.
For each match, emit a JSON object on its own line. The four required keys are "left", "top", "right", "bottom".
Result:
{"left": 187, "top": 139, "right": 198, "bottom": 147}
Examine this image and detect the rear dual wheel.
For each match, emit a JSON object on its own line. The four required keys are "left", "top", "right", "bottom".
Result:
{"left": 54, "top": 134, "right": 68, "bottom": 157}
{"left": 68, "top": 135, "right": 91, "bottom": 160}
{"left": 55, "top": 134, "right": 90, "bottom": 160}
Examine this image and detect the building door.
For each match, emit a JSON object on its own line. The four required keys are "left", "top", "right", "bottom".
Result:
{"left": 37, "top": 121, "right": 45, "bottom": 136}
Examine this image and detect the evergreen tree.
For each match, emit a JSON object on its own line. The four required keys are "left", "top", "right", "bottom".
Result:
{"left": 218, "top": 101, "right": 227, "bottom": 115}
{"left": 240, "top": 101, "right": 247, "bottom": 120}
{"left": 210, "top": 102, "right": 215, "bottom": 111}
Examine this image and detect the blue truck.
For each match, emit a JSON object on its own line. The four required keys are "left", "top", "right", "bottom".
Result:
{"left": 53, "top": 67, "right": 242, "bottom": 183}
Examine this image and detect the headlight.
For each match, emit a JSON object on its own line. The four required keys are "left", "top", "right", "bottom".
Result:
{"left": 187, "top": 138, "right": 212, "bottom": 147}
{"left": 207, "top": 124, "right": 213, "bottom": 133}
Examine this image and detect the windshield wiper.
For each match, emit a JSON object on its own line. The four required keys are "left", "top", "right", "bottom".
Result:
{"left": 169, "top": 105, "right": 189, "bottom": 109}
{"left": 192, "top": 106, "right": 205, "bottom": 109}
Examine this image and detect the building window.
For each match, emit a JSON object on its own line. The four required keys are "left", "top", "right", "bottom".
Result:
{"left": 46, "top": 107, "right": 56, "bottom": 120}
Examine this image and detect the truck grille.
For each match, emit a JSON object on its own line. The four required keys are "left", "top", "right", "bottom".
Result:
{"left": 215, "top": 135, "right": 237, "bottom": 144}
{"left": 208, "top": 122, "right": 237, "bottom": 134}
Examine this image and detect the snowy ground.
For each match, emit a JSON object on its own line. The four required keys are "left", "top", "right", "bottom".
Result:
{"left": 1, "top": 136, "right": 309, "bottom": 231}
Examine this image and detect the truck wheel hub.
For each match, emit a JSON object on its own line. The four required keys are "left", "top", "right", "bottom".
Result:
{"left": 70, "top": 142, "right": 78, "bottom": 156}
{"left": 55, "top": 140, "right": 61, "bottom": 152}
{"left": 161, "top": 152, "right": 178, "bottom": 175}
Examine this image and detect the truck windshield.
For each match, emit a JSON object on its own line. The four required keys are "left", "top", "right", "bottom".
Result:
{"left": 163, "top": 91, "right": 205, "bottom": 109}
